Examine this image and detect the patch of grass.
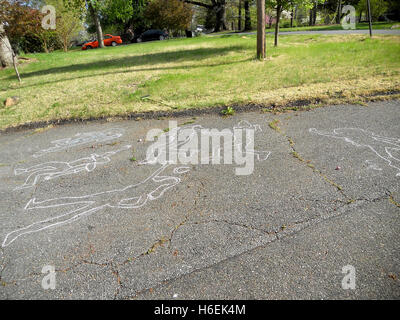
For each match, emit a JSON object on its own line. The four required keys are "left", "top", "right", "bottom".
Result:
{"left": 265, "top": 21, "right": 400, "bottom": 33}
{"left": 292, "top": 151, "right": 304, "bottom": 162}
{"left": 145, "top": 238, "right": 169, "bottom": 254}
{"left": 389, "top": 195, "right": 400, "bottom": 208}
{"left": 0, "top": 34, "right": 399, "bottom": 129}
{"left": 181, "top": 119, "right": 196, "bottom": 126}
{"left": 221, "top": 106, "right": 235, "bottom": 116}
{"left": 269, "top": 119, "right": 281, "bottom": 132}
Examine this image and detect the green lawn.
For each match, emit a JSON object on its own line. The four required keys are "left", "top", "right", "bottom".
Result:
{"left": 211, "top": 21, "right": 400, "bottom": 34}
{"left": 1, "top": 33, "right": 400, "bottom": 129}
{"left": 265, "top": 21, "right": 400, "bottom": 32}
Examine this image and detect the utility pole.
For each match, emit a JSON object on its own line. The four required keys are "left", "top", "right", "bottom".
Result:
{"left": 257, "top": 0, "right": 266, "bottom": 60}
{"left": 367, "top": 0, "right": 372, "bottom": 37}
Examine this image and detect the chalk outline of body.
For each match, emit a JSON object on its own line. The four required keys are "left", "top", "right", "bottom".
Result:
{"left": 14, "top": 145, "right": 132, "bottom": 190}
{"left": 309, "top": 127, "right": 400, "bottom": 176}
{"left": 2, "top": 163, "right": 189, "bottom": 247}
{"left": 3, "top": 121, "right": 270, "bottom": 247}
{"left": 33, "top": 128, "right": 124, "bottom": 158}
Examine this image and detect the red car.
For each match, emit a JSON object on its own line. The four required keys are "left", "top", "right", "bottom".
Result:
{"left": 82, "top": 34, "right": 122, "bottom": 50}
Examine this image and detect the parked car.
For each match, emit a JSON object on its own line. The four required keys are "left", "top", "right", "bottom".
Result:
{"left": 82, "top": 34, "right": 122, "bottom": 50}
{"left": 195, "top": 25, "right": 205, "bottom": 33}
{"left": 136, "top": 30, "right": 169, "bottom": 43}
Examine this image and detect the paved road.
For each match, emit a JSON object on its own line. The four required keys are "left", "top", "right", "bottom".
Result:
{"left": 0, "top": 100, "right": 399, "bottom": 299}
{"left": 217, "top": 29, "right": 400, "bottom": 36}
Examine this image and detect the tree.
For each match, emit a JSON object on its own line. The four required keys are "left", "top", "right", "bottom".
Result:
{"left": 244, "top": 0, "right": 251, "bottom": 30}
{"left": 46, "top": 0, "right": 83, "bottom": 52}
{"left": 1, "top": 0, "right": 46, "bottom": 52}
{"left": 238, "top": 0, "right": 242, "bottom": 30}
{"left": 184, "top": 0, "right": 228, "bottom": 32}
{"left": 357, "top": 0, "right": 388, "bottom": 21}
{"left": 87, "top": 0, "right": 104, "bottom": 47}
{"left": 145, "top": 0, "right": 193, "bottom": 32}
{"left": 309, "top": 1, "right": 317, "bottom": 26}
{"left": 386, "top": 0, "right": 400, "bottom": 20}
{"left": 0, "top": 0, "right": 50, "bottom": 81}
{"left": 64, "top": 0, "right": 105, "bottom": 48}
{"left": 256, "top": 0, "right": 265, "bottom": 59}
{"left": 126, "top": 0, "right": 149, "bottom": 35}
{"left": 0, "top": 23, "right": 14, "bottom": 68}
{"left": 98, "top": 0, "right": 134, "bottom": 35}
{"left": 268, "top": 0, "right": 321, "bottom": 46}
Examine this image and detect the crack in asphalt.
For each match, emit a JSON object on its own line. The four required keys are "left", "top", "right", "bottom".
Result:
{"left": 1, "top": 113, "right": 398, "bottom": 299}
{"left": 124, "top": 194, "right": 393, "bottom": 299}
{"left": 116, "top": 119, "right": 398, "bottom": 299}
{"left": 286, "top": 134, "right": 349, "bottom": 199}
{"left": 389, "top": 194, "right": 400, "bottom": 208}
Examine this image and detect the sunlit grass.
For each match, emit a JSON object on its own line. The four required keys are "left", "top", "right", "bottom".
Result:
{"left": 0, "top": 33, "right": 399, "bottom": 129}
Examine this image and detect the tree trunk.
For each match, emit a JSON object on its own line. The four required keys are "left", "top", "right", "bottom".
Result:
{"left": 290, "top": 7, "right": 294, "bottom": 28}
{"left": 238, "top": 0, "right": 242, "bottom": 31}
{"left": 244, "top": 0, "right": 251, "bottom": 31}
{"left": 0, "top": 23, "right": 13, "bottom": 68}
{"left": 88, "top": 1, "right": 104, "bottom": 48}
{"left": 256, "top": 0, "right": 266, "bottom": 60}
{"left": 0, "top": 24, "right": 21, "bottom": 81}
{"left": 63, "top": 38, "right": 68, "bottom": 52}
{"left": 336, "top": 0, "right": 342, "bottom": 24}
{"left": 274, "top": 4, "right": 281, "bottom": 47}
{"left": 309, "top": 3, "right": 317, "bottom": 26}
{"left": 313, "top": 3, "right": 317, "bottom": 25}
{"left": 12, "top": 53, "right": 21, "bottom": 82}
{"left": 214, "top": 2, "right": 227, "bottom": 32}
{"left": 43, "top": 36, "right": 49, "bottom": 53}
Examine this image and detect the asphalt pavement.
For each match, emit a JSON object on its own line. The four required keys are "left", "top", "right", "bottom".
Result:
{"left": 0, "top": 100, "right": 399, "bottom": 299}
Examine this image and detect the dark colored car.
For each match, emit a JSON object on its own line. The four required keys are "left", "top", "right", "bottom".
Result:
{"left": 136, "top": 30, "right": 169, "bottom": 43}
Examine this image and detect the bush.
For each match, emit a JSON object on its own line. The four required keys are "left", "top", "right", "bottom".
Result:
{"left": 144, "top": 0, "right": 193, "bottom": 32}
{"left": 12, "top": 32, "right": 62, "bottom": 54}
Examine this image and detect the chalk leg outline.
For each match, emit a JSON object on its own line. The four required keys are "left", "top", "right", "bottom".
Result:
{"left": 14, "top": 145, "right": 131, "bottom": 190}
{"left": 3, "top": 121, "right": 272, "bottom": 247}
{"left": 33, "top": 128, "right": 125, "bottom": 158}
{"left": 2, "top": 163, "right": 186, "bottom": 247}
{"left": 309, "top": 127, "right": 400, "bottom": 176}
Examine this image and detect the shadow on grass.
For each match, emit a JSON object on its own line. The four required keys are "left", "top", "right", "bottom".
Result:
{"left": 8, "top": 45, "right": 248, "bottom": 80}
{"left": 14, "top": 57, "right": 252, "bottom": 91}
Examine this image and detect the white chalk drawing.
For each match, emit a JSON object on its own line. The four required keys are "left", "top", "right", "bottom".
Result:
{"left": 141, "top": 120, "right": 271, "bottom": 166}
{"left": 2, "top": 163, "right": 186, "bottom": 247}
{"left": 309, "top": 128, "right": 400, "bottom": 176}
{"left": 14, "top": 145, "right": 132, "bottom": 190}
{"left": 3, "top": 121, "right": 271, "bottom": 247}
{"left": 33, "top": 128, "right": 124, "bottom": 158}
{"left": 233, "top": 120, "right": 262, "bottom": 132}
{"left": 365, "top": 160, "right": 383, "bottom": 172}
